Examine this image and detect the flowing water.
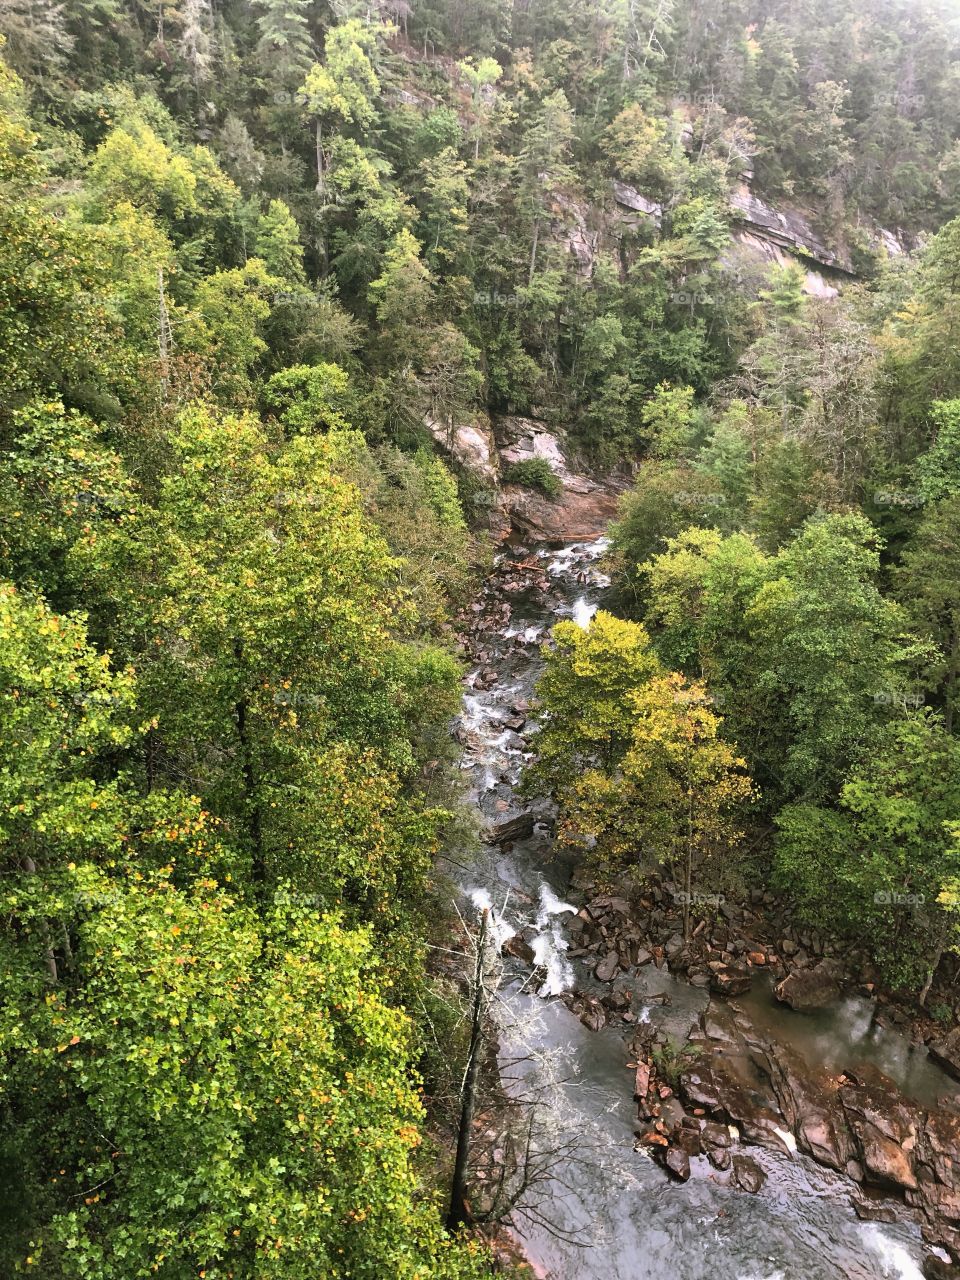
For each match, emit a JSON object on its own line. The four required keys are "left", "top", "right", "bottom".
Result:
{"left": 454, "top": 537, "right": 941, "bottom": 1280}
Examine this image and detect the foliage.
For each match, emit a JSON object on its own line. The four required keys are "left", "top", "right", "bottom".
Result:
{"left": 502, "top": 457, "right": 562, "bottom": 498}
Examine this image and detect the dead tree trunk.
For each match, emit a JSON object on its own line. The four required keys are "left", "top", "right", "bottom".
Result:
{"left": 447, "top": 908, "right": 487, "bottom": 1231}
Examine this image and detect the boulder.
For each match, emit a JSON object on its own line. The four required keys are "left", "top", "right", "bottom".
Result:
{"left": 594, "top": 950, "right": 620, "bottom": 982}
{"left": 502, "top": 935, "right": 535, "bottom": 965}
{"left": 578, "top": 998, "right": 607, "bottom": 1032}
{"left": 731, "top": 1155, "right": 766, "bottom": 1194}
{"left": 774, "top": 959, "right": 844, "bottom": 1011}
{"left": 709, "top": 964, "right": 753, "bottom": 997}
{"left": 923, "top": 1257, "right": 957, "bottom": 1280}
{"left": 929, "top": 1028, "right": 960, "bottom": 1082}
{"left": 839, "top": 1081, "right": 919, "bottom": 1192}
{"left": 485, "top": 811, "right": 535, "bottom": 844}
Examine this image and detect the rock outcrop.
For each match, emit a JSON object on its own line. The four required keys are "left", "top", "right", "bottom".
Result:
{"left": 679, "top": 1000, "right": 960, "bottom": 1262}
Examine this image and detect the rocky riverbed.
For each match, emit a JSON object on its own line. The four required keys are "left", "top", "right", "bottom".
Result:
{"left": 452, "top": 531, "right": 960, "bottom": 1280}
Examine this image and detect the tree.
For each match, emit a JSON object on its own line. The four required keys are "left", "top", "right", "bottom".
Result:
{"left": 642, "top": 382, "right": 698, "bottom": 458}
{"left": 254, "top": 0, "right": 314, "bottom": 89}
{"left": 896, "top": 492, "right": 960, "bottom": 732}
{"left": 255, "top": 198, "right": 306, "bottom": 284}
{"left": 262, "top": 362, "right": 351, "bottom": 433}
{"left": 1, "top": 869, "right": 490, "bottom": 1279}
{"left": 518, "top": 89, "right": 575, "bottom": 284}
{"left": 299, "top": 19, "right": 381, "bottom": 195}
{"left": 776, "top": 712, "right": 960, "bottom": 992}
{"left": 556, "top": 673, "right": 754, "bottom": 936}
{"left": 457, "top": 56, "right": 501, "bottom": 161}
{"left": 527, "top": 610, "right": 662, "bottom": 796}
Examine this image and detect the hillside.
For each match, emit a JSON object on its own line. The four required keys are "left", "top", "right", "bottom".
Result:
{"left": 2, "top": 0, "right": 960, "bottom": 1277}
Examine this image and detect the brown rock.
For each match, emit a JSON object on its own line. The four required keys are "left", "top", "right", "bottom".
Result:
{"left": 775, "top": 959, "right": 843, "bottom": 1011}
{"left": 502, "top": 935, "right": 535, "bottom": 965}
{"left": 664, "top": 1146, "right": 691, "bottom": 1182}
{"left": 731, "top": 1155, "right": 766, "bottom": 1194}
{"left": 929, "top": 1028, "right": 960, "bottom": 1082}
{"left": 634, "top": 1062, "right": 651, "bottom": 1101}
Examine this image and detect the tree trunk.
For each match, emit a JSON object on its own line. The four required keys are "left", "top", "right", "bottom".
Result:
{"left": 447, "top": 909, "right": 487, "bottom": 1231}
{"left": 528, "top": 218, "right": 540, "bottom": 286}
{"left": 315, "top": 118, "right": 324, "bottom": 198}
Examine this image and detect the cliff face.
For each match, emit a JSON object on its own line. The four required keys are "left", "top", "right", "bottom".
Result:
{"left": 551, "top": 176, "right": 914, "bottom": 299}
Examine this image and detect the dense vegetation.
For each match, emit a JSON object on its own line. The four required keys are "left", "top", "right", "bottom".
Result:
{"left": 2, "top": 0, "right": 960, "bottom": 1271}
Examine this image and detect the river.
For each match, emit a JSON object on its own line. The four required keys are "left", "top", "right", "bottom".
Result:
{"left": 454, "top": 535, "right": 943, "bottom": 1280}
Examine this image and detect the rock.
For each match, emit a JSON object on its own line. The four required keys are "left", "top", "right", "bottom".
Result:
{"left": 634, "top": 1062, "right": 651, "bottom": 1100}
{"left": 676, "top": 1126, "right": 701, "bottom": 1158}
{"left": 780, "top": 938, "right": 799, "bottom": 957}
{"left": 664, "top": 1146, "right": 691, "bottom": 1182}
{"left": 929, "top": 1028, "right": 960, "bottom": 1082}
{"left": 578, "top": 998, "right": 607, "bottom": 1032}
{"left": 731, "top": 1155, "right": 766, "bottom": 1194}
{"left": 502, "top": 935, "right": 535, "bottom": 965}
{"left": 664, "top": 932, "right": 686, "bottom": 960}
{"left": 775, "top": 959, "right": 844, "bottom": 1011}
{"left": 839, "top": 1081, "right": 919, "bottom": 1192}
{"left": 635, "top": 948, "right": 653, "bottom": 967}
{"left": 485, "top": 811, "right": 535, "bottom": 844}
{"left": 594, "top": 950, "right": 620, "bottom": 983}
{"left": 708, "top": 1147, "right": 732, "bottom": 1171}
{"left": 923, "top": 1256, "right": 957, "bottom": 1280}
{"left": 709, "top": 964, "right": 753, "bottom": 997}
{"left": 701, "top": 1122, "right": 731, "bottom": 1151}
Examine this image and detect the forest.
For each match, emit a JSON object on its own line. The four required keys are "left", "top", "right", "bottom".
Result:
{"left": 1, "top": 0, "right": 960, "bottom": 1274}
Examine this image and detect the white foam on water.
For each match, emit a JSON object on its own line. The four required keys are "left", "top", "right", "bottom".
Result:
{"left": 571, "top": 596, "right": 598, "bottom": 629}
{"left": 637, "top": 1006, "right": 651, "bottom": 1024}
{"left": 860, "top": 1224, "right": 926, "bottom": 1279}
{"left": 535, "top": 883, "right": 578, "bottom": 929}
{"left": 532, "top": 925, "right": 574, "bottom": 996}
{"left": 468, "top": 887, "right": 517, "bottom": 951}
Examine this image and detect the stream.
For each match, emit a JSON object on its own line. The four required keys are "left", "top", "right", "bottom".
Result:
{"left": 454, "top": 535, "right": 942, "bottom": 1280}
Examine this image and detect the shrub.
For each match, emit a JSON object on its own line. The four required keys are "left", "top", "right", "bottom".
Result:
{"left": 503, "top": 457, "right": 562, "bottom": 498}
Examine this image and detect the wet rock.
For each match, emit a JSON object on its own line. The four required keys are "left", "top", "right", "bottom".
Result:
{"left": 501, "top": 935, "right": 535, "bottom": 965}
{"left": 578, "top": 997, "right": 607, "bottom": 1032}
{"left": 929, "top": 1028, "right": 960, "bottom": 1082}
{"left": 923, "top": 1256, "right": 958, "bottom": 1279}
{"left": 594, "top": 950, "right": 620, "bottom": 982}
{"left": 701, "top": 1122, "right": 731, "bottom": 1151}
{"left": 709, "top": 964, "right": 753, "bottom": 997}
{"left": 676, "top": 1126, "right": 702, "bottom": 1158}
{"left": 663, "top": 1146, "right": 691, "bottom": 1182}
{"left": 839, "top": 1080, "right": 920, "bottom": 1192}
{"left": 485, "top": 811, "right": 535, "bottom": 844}
{"left": 635, "top": 947, "right": 653, "bottom": 967}
{"left": 774, "top": 958, "right": 844, "bottom": 1011}
{"left": 708, "top": 1147, "right": 732, "bottom": 1171}
{"left": 731, "top": 1155, "right": 766, "bottom": 1194}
